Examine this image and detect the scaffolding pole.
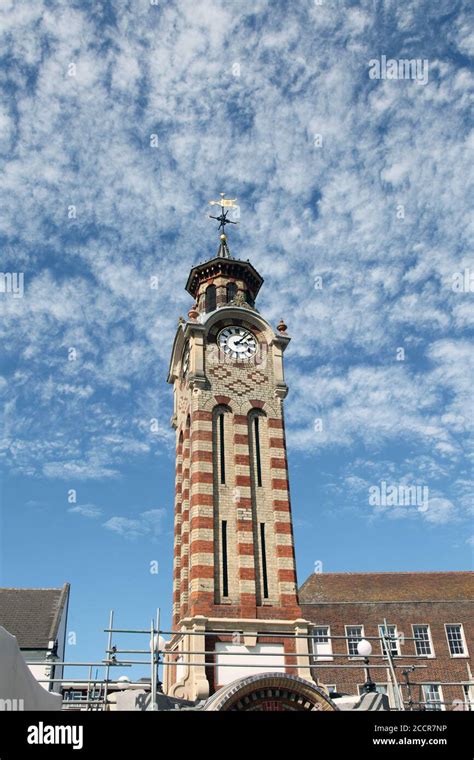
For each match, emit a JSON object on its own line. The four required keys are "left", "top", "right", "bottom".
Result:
{"left": 102, "top": 610, "right": 114, "bottom": 710}
{"left": 382, "top": 617, "right": 405, "bottom": 711}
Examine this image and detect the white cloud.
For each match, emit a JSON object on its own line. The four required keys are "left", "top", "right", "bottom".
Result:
{"left": 422, "top": 497, "right": 457, "bottom": 525}
{"left": 103, "top": 509, "right": 166, "bottom": 540}
{"left": 0, "top": 0, "right": 471, "bottom": 505}
{"left": 68, "top": 503, "right": 102, "bottom": 518}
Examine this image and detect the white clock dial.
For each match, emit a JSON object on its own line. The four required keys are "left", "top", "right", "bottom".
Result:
{"left": 218, "top": 326, "right": 257, "bottom": 360}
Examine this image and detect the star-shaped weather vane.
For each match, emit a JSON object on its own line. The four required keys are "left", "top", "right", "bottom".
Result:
{"left": 209, "top": 193, "right": 239, "bottom": 232}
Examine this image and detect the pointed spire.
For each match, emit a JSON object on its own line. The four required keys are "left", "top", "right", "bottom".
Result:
{"left": 217, "top": 233, "right": 231, "bottom": 259}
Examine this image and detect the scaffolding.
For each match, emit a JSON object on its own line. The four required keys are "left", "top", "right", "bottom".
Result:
{"left": 25, "top": 610, "right": 473, "bottom": 711}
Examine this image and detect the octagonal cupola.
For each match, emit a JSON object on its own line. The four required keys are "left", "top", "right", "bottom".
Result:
{"left": 185, "top": 233, "right": 264, "bottom": 314}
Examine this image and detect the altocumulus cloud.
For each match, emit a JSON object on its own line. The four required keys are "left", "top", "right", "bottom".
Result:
{"left": 103, "top": 509, "right": 167, "bottom": 540}
{"left": 68, "top": 503, "right": 103, "bottom": 519}
{"left": 0, "top": 0, "right": 471, "bottom": 537}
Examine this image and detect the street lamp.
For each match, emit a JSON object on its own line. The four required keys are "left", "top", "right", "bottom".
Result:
{"left": 150, "top": 635, "right": 168, "bottom": 652}
{"left": 357, "top": 639, "right": 376, "bottom": 693}
{"left": 150, "top": 634, "right": 168, "bottom": 695}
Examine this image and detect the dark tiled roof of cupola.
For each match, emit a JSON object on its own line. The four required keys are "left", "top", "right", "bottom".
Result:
{"left": 0, "top": 583, "right": 70, "bottom": 649}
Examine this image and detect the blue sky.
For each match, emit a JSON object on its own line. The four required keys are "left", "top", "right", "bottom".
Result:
{"left": 0, "top": 0, "right": 473, "bottom": 677}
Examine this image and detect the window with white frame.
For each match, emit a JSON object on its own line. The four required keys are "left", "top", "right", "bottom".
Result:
{"left": 326, "top": 684, "right": 337, "bottom": 696}
{"left": 63, "top": 690, "right": 85, "bottom": 702}
{"left": 422, "top": 684, "right": 444, "bottom": 711}
{"left": 378, "top": 624, "right": 400, "bottom": 657}
{"left": 359, "top": 682, "right": 397, "bottom": 707}
{"left": 445, "top": 624, "right": 467, "bottom": 656}
{"left": 358, "top": 683, "right": 388, "bottom": 696}
{"left": 345, "top": 625, "right": 364, "bottom": 657}
{"left": 413, "top": 625, "right": 433, "bottom": 657}
{"left": 312, "top": 626, "right": 333, "bottom": 661}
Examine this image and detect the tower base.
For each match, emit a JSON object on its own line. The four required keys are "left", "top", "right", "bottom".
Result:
{"left": 163, "top": 615, "right": 328, "bottom": 702}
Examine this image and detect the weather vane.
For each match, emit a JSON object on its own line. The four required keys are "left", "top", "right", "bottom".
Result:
{"left": 209, "top": 193, "right": 239, "bottom": 232}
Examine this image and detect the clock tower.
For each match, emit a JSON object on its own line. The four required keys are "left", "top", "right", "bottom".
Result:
{"left": 164, "top": 203, "right": 322, "bottom": 703}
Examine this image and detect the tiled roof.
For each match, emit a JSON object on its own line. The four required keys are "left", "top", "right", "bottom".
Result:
{"left": 299, "top": 572, "right": 474, "bottom": 604}
{"left": 0, "top": 584, "right": 70, "bottom": 649}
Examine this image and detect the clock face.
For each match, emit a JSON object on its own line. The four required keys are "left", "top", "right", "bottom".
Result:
{"left": 182, "top": 342, "right": 190, "bottom": 376}
{"left": 218, "top": 326, "right": 257, "bottom": 360}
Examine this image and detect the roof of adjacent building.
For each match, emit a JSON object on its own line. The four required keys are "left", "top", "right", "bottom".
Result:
{"left": 0, "top": 583, "right": 70, "bottom": 649}
{"left": 299, "top": 572, "right": 474, "bottom": 604}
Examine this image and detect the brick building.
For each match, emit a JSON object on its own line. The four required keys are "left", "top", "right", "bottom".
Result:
{"left": 299, "top": 571, "right": 474, "bottom": 710}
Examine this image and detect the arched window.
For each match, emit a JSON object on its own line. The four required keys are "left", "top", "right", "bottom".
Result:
{"left": 221, "top": 520, "right": 229, "bottom": 597}
{"left": 248, "top": 411, "right": 264, "bottom": 487}
{"left": 226, "top": 282, "right": 237, "bottom": 303}
{"left": 253, "top": 415, "right": 262, "bottom": 487}
{"left": 218, "top": 411, "right": 226, "bottom": 484}
{"left": 260, "top": 523, "right": 269, "bottom": 599}
{"left": 205, "top": 284, "right": 216, "bottom": 312}
{"left": 213, "top": 404, "right": 232, "bottom": 601}
{"left": 213, "top": 404, "right": 231, "bottom": 486}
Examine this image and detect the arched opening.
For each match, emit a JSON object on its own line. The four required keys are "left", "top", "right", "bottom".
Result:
{"left": 248, "top": 409, "right": 271, "bottom": 604}
{"left": 212, "top": 405, "right": 233, "bottom": 602}
{"left": 205, "top": 284, "right": 217, "bottom": 312}
{"left": 203, "top": 673, "right": 338, "bottom": 711}
{"left": 226, "top": 282, "right": 237, "bottom": 303}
